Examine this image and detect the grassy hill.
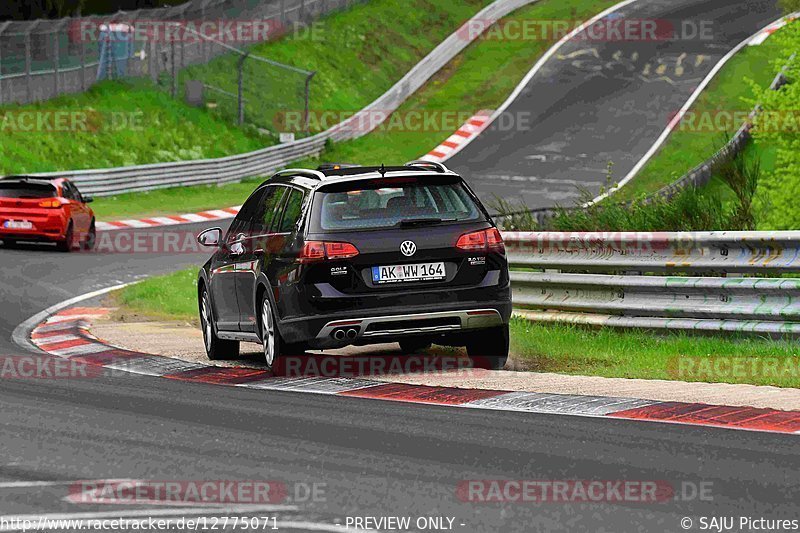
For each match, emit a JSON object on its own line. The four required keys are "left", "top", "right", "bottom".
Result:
{"left": 0, "top": 0, "right": 490, "bottom": 175}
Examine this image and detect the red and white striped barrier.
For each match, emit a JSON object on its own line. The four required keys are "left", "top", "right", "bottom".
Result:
{"left": 420, "top": 110, "right": 493, "bottom": 163}
{"left": 28, "top": 307, "right": 800, "bottom": 435}
{"left": 95, "top": 206, "right": 242, "bottom": 232}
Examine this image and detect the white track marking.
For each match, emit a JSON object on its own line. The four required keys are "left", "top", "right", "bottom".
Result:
{"left": 181, "top": 213, "right": 211, "bottom": 223}
{"left": 146, "top": 216, "right": 181, "bottom": 226}
{"left": 590, "top": 12, "right": 800, "bottom": 204}
{"left": 439, "top": 0, "right": 642, "bottom": 162}
{"left": 116, "top": 219, "right": 152, "bottom": 228}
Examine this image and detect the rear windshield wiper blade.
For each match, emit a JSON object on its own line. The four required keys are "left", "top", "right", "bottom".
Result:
{"left": 397, "top": 217, "right": 455, "bottom": 227}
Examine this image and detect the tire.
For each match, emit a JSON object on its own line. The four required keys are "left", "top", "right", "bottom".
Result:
{"left": 200, "top": 288, "right": 239, "bottom": 360}
{"left": 56, "top": 223, "right": 74, "bottom": 253}
{"left": 399, "top": 338, "right": 432, "bottom": 354}
{"left": 81, "top": 221, "right": 96, "bottom": 251}
{"left": 260, "top": 294, "right": 291, "bottom": 370}
{"left": 466, "top": 324, "right": 509, "bottom": 370}
{"left": 1, "top": 239, "right": 17, "bottom": 248}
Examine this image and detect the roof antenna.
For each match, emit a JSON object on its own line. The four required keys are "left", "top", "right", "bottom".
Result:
{"left": 379, "top": 163, "right": 386, "bottom": 177}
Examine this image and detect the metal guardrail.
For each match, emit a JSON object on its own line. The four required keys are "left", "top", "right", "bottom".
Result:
{"left": 24, "top": 0, "right": 536, "bottom": 197}
{"left": 505, "top": 231, "right": 800, "bottom": 337}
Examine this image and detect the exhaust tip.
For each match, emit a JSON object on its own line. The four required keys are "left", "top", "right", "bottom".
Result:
{"left": 346, "top": 328, "right": 358, "bottom": 339}
{"left": 333, "top": 329, "right": 346, "bottom": 340}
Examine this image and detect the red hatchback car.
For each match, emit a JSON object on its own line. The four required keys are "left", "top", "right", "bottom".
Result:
{"left": 0, "top": 176, "right": 96, "bottom": 252}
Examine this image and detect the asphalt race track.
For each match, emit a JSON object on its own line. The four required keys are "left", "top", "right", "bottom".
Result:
{"left": 2, "top": 1, "right": 800, "bottom": 531}
{"left": 447, "top": 0, "right": 781, "bottom": 210}
{"left": 1, "top": 230, "right": 800, "bottom": 530}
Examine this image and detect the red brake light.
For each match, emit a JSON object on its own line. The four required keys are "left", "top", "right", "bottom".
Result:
{"left": 456, "top": 230, "right": 486, "bottom": 251}
{"left": 298, "top": 241, "right": 359, "bottom": 263}
{"left": 38, "top": 199, "right": 61, "bottom": 208}
{"left": 486, "top": 228, "right": 505, "bottom": 253}
{"left": 298, "top": 241, "right": 325, "bottom": 263}
{"left": 456, "top": 229, "right": 505, "bottom": 253}
{"left": 325, "top": 241, "right": 359, "bottom": 259}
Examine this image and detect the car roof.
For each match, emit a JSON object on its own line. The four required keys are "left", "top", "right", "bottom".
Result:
{"left": 261, "top": 161, "right": 459, "bottom": 190}
{"left": 0, "top": 175, "right": 62, "bottom": 187}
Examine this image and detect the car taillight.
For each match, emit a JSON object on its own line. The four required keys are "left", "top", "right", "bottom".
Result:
{"left": 299, "top": 241, "right": 326, "bottom": 262}
{"left": 456, "top": 228, "right": 505, "bottom": 253}
{"left": 486, "top": 228, "right": 505, "bottom": 252}
{"left": 325, "top": 241, "right": 359, "bottom": 259}
{"left": 298, "top": 241, "right": 359, "bottom": 263}
{"left": 38, "top": 199, "right": 61, "bottom": 208}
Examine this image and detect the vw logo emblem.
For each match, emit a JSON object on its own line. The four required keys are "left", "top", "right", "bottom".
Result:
{"left": 400, "top": 240, "right": 417, "bottom": 257}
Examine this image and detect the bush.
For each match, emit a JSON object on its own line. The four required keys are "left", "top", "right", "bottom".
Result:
{"left": 747, "top": 21, "right": 800, "bottom": 229}
{"left": 492, "top": 148, "right": 762, "bottom": 232}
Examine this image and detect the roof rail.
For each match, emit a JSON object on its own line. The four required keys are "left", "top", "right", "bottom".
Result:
{"left": 271, "top": 168, "right": 326, "bottom": 181}
{"left": 316, "top": 163, "right": 360, "bottom": 171}
{"left": 404, "top": 160, "right": 450, "bottom": 173}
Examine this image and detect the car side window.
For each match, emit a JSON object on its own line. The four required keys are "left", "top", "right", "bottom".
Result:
{"left": 71, "top": 182, "right": 85, "bottom": 203}
{"left": 277, "top": 188, "right": 305, "bottom": 233}
{"left": 61, "top": 182, "right": 75, "bottom": 201}
{"left": 250, "top": 186, "right": 287, "bottom": 235}
{"left": 226, "top": 188, "right": 266, "bottom": 243}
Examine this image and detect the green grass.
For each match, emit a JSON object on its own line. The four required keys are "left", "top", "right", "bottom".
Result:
{"left": 510, "top": 317, "right": 800, "bottom": 388}
{"left": 182, "top": 0, "right": 492, "bottom": 131}
{"left": 0, "top": 79, "right": 267, "bottom": 174}
{"left": 91, "top": 178, "right": 264, "bottom": 221}
{"left": 613, "top": 36, "right": 784, "bottom": 201}
{"left": 112, "top": 268, "right": 199, "bottom": 322}
{"left": 0, "top": 0, "right": 491, "bottom": 177}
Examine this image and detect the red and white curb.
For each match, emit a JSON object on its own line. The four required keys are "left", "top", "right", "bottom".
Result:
{"left": 95, "top": 206, "right": 242, "bottom": 232}
{"left": 26, "top": 307, "right": 800, "bottom": 436}
{"left": 749, "top": 14, "right": 797, "bottom": 46}
{"left": 420, "top": 111, "right": 493, "bottom": 163}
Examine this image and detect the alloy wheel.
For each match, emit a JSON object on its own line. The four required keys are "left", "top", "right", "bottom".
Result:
{"left": 262, "top": 299, "right": 275, "bottom": 367}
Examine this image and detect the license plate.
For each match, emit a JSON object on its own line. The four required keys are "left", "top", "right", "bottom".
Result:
{"left": 3, "top": 220, "right": 33, "bottom": 230}
{"left": 371, "top": 262, "right": 446, "bottom": 284}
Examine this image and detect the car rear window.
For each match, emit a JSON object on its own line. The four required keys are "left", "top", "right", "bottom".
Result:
{"left": 311, "top": 175, "right": 484, "bottom": 231}
{"left": 0, "top": 182, "right": 56, "bottom": 199}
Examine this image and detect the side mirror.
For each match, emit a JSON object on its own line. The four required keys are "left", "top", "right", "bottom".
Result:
{"left": 83, "top": 196, "right": 94, "bottom": 203}
{"left": 197, "top": 227, "right": 222, "bottom": 247}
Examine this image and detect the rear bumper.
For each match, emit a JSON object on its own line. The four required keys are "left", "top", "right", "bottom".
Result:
{"left": 280, "top": 298, "right": 512, "bottom": 347}
{"left": 0, "top": 212, "right": 67, "bottom": 241}
{"left": 0, "top": 230, "right": 64, "bottom": 242}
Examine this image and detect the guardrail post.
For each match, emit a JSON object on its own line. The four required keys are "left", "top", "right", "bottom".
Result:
{"left": 79, "top": 20, "right": 86, "bottom": 90}
{"left": 106, "top": 28, "right": 113, "bottom": 81}
{"left": 199, "top": 4, "right": 208, "bottom": 63}
{"left": 0, "top": 22, "right": 7, "bottom": 105}
{"left": 171, "top": 38, "right": 177, "bottom": 98}
{"left": 53, "top": 28, "right": 60, "bottom": 98}
{"left": 149, "top": 40, "right": 158, "bottom": 84}
{"left": 25, "top": 29, "right": 32, "bottom": 103}
{"left": 304, "top": 70, "right": 316, "bottom": 135}
{"left": 237, "top": 51, "right": 250, "bottom": 125}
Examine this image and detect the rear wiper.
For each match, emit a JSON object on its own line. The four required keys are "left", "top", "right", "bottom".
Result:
{"left": 397, "top": 217, "right": 455, "bottom": 227}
